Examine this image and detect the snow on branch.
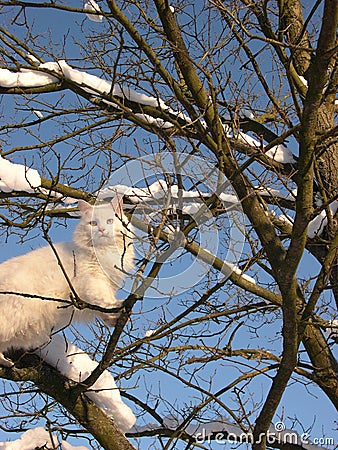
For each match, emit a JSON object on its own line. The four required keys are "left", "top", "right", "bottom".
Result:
{"left": 307, "top": 201, "right": 338, "bottom": 238}
{"left": 254, "top": 186, "right": 297, "bottom": 202}
{"left": 0, "top": 427, "right": 54, "bottom": 450}
{"left": 38, "top": 334, "right": 136, "bottom": 433}
{"left": 1, "top": 61, "right": 298, "bottom": 161}
{"left": 225, "top": 262, "right": 256, "bottom": 284}
{"left": 62, "top": 442, "right": 89, "bottom": 450}
{"left": 0, "top": 66, "right": 59, "bottom": 88}
{"left": 0, "top": 59, "right": 192, "bottom": 128}
{"left": 234, "top": 131, "right": 297, "bottom": 164}
{"left": 325, "top": 319, "right": 338, "bottom": 342}
{"left": 84, "top": 0, "right": 103, "bottom": 22}
{"left": 0, "top": 427, "right": 89, "bottom": 449}
{"left": 103, "top": 180, "right": 239, "bottom": 207}
{"left": 277, "top": 200, "right": 338, "bottom": 238}
{"left": 0, "top": 155, "right": 41, "bottom": 192}
{"left": 102, "top": 181, "right": 256, "bottom": 284}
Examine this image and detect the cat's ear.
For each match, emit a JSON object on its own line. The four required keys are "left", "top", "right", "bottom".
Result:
{"left": 78, "top": 200, "right": 93, "bottom": 214}
{"left": 111, "top": 195, "right": 124, "bottom": 217}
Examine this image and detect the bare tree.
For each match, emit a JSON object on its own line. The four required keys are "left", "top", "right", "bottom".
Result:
{"left": 0, "top": 1, "right": 337, "bottom": 449}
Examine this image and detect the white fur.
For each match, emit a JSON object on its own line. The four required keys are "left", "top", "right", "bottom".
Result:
{"left": 0, "top": 198, "right": 134, "bottom": 366}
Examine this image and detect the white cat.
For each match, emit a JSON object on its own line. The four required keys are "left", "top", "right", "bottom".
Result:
{"left": 0, "top": 196, "right": 134, "bottom": 367}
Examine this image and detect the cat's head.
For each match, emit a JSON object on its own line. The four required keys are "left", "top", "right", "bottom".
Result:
{"left": 74, "top": 196, "right": 129, "bottom": 250}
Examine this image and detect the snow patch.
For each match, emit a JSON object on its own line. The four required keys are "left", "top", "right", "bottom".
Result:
{"left": 325, "top": 319, "right": 338, "bottom": 341}
{"left": 234, "top": 132, "right": 296, "bottom": 164}
{"left": 239, "top": 108, "right": 254, "bottom": 119}
{"left": 236, "top": 132, "right": 261, "bottom": 148}
{"left": 134, "top": 113, "right": 174, "bottom": 129}
{"left": 144, "top": 329, "right": 156, "bottom": 337}
{"left": 84, "top": 0, "right": 103, "bottom": 22}
{"left": 39, "top": 334, "right": 136, "bottom": 433}
{"left": 0, "top": 155, "right": 41, "bottom": 192}
{"left": 299, "top": 75, "right": 308, "bottom": 87}
{"left": 26, "top": 53, "right": 39, "bottom": 64}
{"left": 33, "top": 110, "right": 44, "bottom": 118}
{"left": 265, "top": 144, "right": 296, "bottom": 164}
{"left": 0, "top": 427, "right": 91, "bottom": 450}
{"left": 278, "top": 214, "right": 294, "bottom": 227}
{"left": 0, "top": 427, "right": 54, "bottom": 450}
{"left": 0, "top": 68, "right": 58, "bottom": 88}
{"left": 307, "top": 201, "right": 338, "bottom": 238}
{"left": 226, "top": 262, "right": 256, "bottom": 284}
{"left": 255, "top": 187, "right": 296, "bottom": 201}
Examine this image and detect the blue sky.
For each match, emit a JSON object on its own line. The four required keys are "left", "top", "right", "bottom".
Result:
{"left": 0, "top": 2, "right": 337, "bottom": 449}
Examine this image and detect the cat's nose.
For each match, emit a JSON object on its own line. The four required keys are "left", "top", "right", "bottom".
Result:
{"left": 98, "top": 226, "right": 106, "bottom": 233}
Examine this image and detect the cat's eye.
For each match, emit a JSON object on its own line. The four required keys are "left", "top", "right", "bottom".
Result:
{"left": 106, "top": 218, "right": 114, "bottom": 224}
{"left": 89, "top": 220, "right": 97, "bottom": 226}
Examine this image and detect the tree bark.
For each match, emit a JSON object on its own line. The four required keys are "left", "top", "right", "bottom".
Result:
{"left": 0, "top": 354, "right": 136, "bottom": 450}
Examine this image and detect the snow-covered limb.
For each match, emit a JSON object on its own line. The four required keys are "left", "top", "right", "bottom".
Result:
{"left": 0, "top": 59, "right": 196, "bottom": 131}
{"left": 325, "top": 319, "right": 338, "bottom": 341}
{"left": 278, "top": 214, "right": 294, "bottom": 228}
{"left": 265, "top": 144, "right": 296, "bottom": 164}
{"left": 52, "top": 61, "right": 193, "bottom": 125}
{"left": 0, "top": 427, "right": 54, "bottom": 450}
{"left": 32, "top": 109, "right": 44, "bottom": 119}
{"left": 0, "top": 427, "right": 89, "bottom": 450}
{"left": 134, "top": 112, "right": 175, "bottom": 129}
{"left": 255, "top": 186, "right": 297, "bottom": 203}
{"left": 0, "top": 67, "right": 58, "bottom": 88}
{"left": 38, "top": 334, "right": 136, "bottom": 433}
{"left": 101, "top": 180, "right": 167, "bottom": 202}
{"left": 62, "top": 442, "right": 89, "bottom": 450}
{"left": 0, "top": 60, "right": 298, "bottom": 153}
{"left": 84, "top": 0, "right": 103, "bottom": 22}
{"left": 103, "top": 180, "right": 239, "bottom": 207}
{"left": 278, "top": 200, "right": 338, "bottom": 238}
{"left": 235, "top": 132, "right": 297, "bottom": 164}
{"left": 144, "top": 329, "right": 157, "bottom": 338}
{"left": 307, "top": 200, "right": 338, "bottom": 238}
{"left": 225, "top": 262, "right": 256, "bottom": 284}
{"left": 0, "top": 155, "right": 41, "bottom": 193}
{"left": 0, "top": 60, "right": 185, "bottom": 118}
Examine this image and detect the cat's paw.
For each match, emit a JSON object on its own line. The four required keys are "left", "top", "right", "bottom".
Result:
{"left": 0, "top": 353, "right": 14, "bottom": 367}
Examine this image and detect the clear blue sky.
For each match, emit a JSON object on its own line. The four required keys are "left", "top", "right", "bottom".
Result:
{"left": 0, "top": 2, "right": 337, "bottom": 449}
